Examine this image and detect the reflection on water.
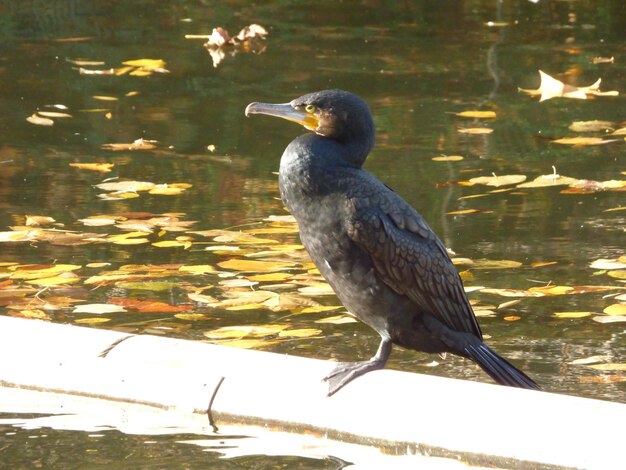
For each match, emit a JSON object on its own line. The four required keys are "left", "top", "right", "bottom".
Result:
{"left": 1, "top": 0, "right": 625, "bottom": 465}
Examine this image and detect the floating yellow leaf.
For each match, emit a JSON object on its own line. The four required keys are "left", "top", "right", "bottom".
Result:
{"left": 115, "top": 281, "right": 178, "bottom": 291}
{"left": 9, "top": 309, "right": 51, "bottom": 320}
{"left": 592, "top": 315, "right": 626, "bottom": 324}
{"left": 93, "top": 95, "right": 119, "bottom": 101}
{"left": 278, "top": 328, "right": 323, "bottom": 338}
{"left": 457, "top": 127, "right": 494, "bottom": 135}
{"left": 101, "top": 139, "right": 157, "bottom": 151}
{"left": 25, "top": 273, "right": 81, "bottom": 286}
{"left": 111, "top": 237, "right": 150, "bottom": 245}
{"left": 469, "top": 174, "right": 527, "bottom": 187}
{"left": 216, "top": 338, "right": 278, "bottom": 349}
{"left": 219, "top": 279, "right": 259, "bottom": 288}
{"left": 432, "top": 155, "right": 464, "bottom": 162}
{"left": 528, "top": 285, "right": 573, "bottom": 295}
{"left": 472, "top": 259, "right": 523, "bottom": 269}
{"left": 75, "top": 317, "right": 111, "bottom": 324}
{"left": 497, "top": 300, "right": 521, "bottom": 309}
{"left": 503, "top": 315, "right": 521, "bottom": 321}
{"left": 456, "top": 110, "right": 496, "bottom": 119}
{"left": 69, "top": 162, "right": 114, "bottom": 173}
{"left": 298, "top": 283, "right": 335, "bottom": 296}
{"left": 247, "top": 272, "right": 292, "bottom": 282}
{"left": 0, "top": 230, "right": 37, "bottom": 242}
{"left": 217, "top": 259, "right": 295, "bottom": 272}
{"left": 37, "top": 111, "right": 72, "bottom": 119}
{"left": 447, "top": 209, "right": 494, "bottom": 215}
{"left": 73, "top": 304, "right": 127, "bottom": 314}
{"left": 315, "top": 315, "right": 357, "bottom": 324}
{"left": 531, "top": 261, "right": 558, "bottom": 268}
{"left": 479, "top": 288, "right": 543, "bottom": 297}
{"left": 242, "top": 227, "right": 299, "bottom": 235}
{"left": 187, "top": 292, "right": 218, "bottom": 304}
{"left": 149, "top": 186, "right": 188, "bottom": 195}
{"left": 175, "top": 313, "right": 208, "bottom": 321}
{"left": 588, "top": 363, "right": 626, "bottom": 371}
{"left": 203, "top": 324, "right": 288, "bottom": 339}
{"left": 225, "top": 303, "right": 264, "bottom": 311}
{"left": 299, "top": 305, "right": 343, "bottom": 314}
{"left": 604, "top": 304, "right": 626, "bottom": 316}
{"left": 122, "top": 58, "right": 167, "bottom": 69}
{"left": 517, "top": 175, "right": 579, "bottom": 188}
{"left": 607, "top": 270, "right": 626, "bottom": 280}
{"left": 551, "top": 136, "right": 616, "bottom": 146}
{"left": 152, "top": 240, "right": 192, "bottom": 248}
{"left": 25, "top": 215, "right": 56, "bottom": 226}
{"left": 568, "top": 120, "right": 615, "bottom": 132}
{"left": 26, "top": 114, "right": 54, "bottom": 126}
{"left": 590, "top": 259, "right": 626, "bottom": 270}
{"left": 114, "top": 66, "right": 134, "bottom": 76}
{"left": 79, "top": 217, "right": 119, "bottom": 227}
{"left": 10, "top": 264, "right": 81, "bottom": 280}
{"left": 179, "top": 265, "right": 216, "bottom": 274}
{"left": 569, "top": 355, "right": 610, "bottom": 365}
{"left": 95, "top": 181, "right": 155, "bottom": 192}
{"left": 553, "top": 311, "right": 594, "bottom": 319}
{"left": 98, "top": 192, "right": 141, "bottom": 201}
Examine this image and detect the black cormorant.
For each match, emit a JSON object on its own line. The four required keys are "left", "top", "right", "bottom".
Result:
{"left": 245, "top": 89, "right": 539, "bottom": 396}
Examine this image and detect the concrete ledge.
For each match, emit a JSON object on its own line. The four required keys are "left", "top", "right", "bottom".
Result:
{"left": 0, "top": 316, "right": 623, "bottom": 469}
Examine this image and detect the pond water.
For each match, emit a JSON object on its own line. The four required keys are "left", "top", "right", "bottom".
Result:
{"left": 1, "top": 0, "right": 625, "bottom": 466}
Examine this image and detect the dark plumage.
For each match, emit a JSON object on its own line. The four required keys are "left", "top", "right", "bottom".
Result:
{"left": 245, "top": 89, "right": 539, "bottom": 395}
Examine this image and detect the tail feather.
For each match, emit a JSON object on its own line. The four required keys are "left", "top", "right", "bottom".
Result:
{"left": 464, "top": 342, "right": 539, "bottom": 390}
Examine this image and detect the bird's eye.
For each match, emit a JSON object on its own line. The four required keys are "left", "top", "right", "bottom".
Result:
{"left": 305, "top": 104, "right": 317, "bottom": 114}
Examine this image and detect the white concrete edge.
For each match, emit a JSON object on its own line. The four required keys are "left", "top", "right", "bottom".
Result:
{"left": 0, "top": 316, "right": 622, "bottom": 469}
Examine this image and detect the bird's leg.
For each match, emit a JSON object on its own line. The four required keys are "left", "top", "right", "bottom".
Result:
{"left": 324, "top": 337, "right": 392, "bottom": 396}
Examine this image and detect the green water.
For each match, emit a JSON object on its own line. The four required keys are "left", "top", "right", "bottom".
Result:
{"left": 1, "top": 0, "right": 625, "bottom": 466}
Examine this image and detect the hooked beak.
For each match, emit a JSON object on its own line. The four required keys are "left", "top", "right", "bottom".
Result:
{"left": 245, "top": 102, "right": 319, "bottom": 131}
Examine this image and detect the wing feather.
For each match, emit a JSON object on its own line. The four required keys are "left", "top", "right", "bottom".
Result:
{"left": 346, "top": 193, "right": 482, "bottom": 338}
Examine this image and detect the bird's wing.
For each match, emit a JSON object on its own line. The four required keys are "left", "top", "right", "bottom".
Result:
{"left": 346, "top": 191, "right": 482, "bottom": 338}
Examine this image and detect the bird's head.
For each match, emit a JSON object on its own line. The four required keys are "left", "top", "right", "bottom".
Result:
{"left": 245, "top": 89, "right": 375, "bottom": 166}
